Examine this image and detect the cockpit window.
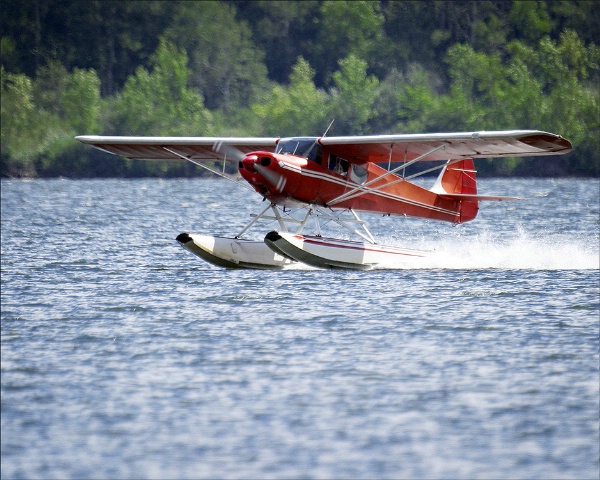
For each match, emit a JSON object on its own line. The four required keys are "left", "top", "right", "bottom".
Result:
{"left": 328, "top": 154, "right": 349, "bottom": 176}
{"left": 276, "top": 137, "right": 322, "bottom": 164}
{"left": 350, "top": 164, "right": 368, "bottom": 184}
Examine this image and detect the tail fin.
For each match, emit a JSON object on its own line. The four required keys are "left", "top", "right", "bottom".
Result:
{"left": 431, "top": 158, "right": 479, "bottom": 223}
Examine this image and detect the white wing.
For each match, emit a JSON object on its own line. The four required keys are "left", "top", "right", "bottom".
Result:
{"left": 75, "top": 135, "right": 279, "bottom": 162}
{"left": 318, "top": 130, "right": 572, "bottom": 163}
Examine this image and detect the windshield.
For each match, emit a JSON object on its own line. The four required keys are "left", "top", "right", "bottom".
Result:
{"left": 276, "top": 137, "right": 322, "bottom": 164}
{"left": 276, "top": 138, "right": 317, "bottom": 157}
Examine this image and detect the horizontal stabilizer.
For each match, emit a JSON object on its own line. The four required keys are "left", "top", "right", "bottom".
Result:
{"left": 438, "top": 193, "right": 523, "bottom": 201}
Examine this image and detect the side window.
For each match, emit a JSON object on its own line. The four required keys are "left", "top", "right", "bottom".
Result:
{"left": 350, "top": 164, "right": 368, "bottom": 184}
{"left": 328, "top": 154, "right": 348, "bottom": 176}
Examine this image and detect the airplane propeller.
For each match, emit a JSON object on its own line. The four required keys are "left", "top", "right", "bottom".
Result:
{"left": 254, "top": 163, "right": 286, "bottom": 192}
{"left": 212, "top": 142, "right": 246, "bottom": 162}
{"left": 212, "top": 141, "right": 285, "bottom": 191}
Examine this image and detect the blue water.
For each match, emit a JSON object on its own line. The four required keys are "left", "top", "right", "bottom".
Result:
{"left": 1, "top": 178, "right": 599, "bottom": 479}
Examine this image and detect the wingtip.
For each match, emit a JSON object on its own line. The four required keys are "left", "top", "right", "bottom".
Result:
{"left": 521, "top": 132, "right": 573, "bottom": 154}
{"left": 74, "top": 135, "right": 98, "bottom": 143}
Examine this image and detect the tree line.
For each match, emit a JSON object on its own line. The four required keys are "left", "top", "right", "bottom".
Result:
{"left": 1, "top": 0, "right": 598, "bottom": 177}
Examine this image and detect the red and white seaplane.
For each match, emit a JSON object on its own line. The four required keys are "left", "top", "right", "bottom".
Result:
{"left": 76, "top": 130, "right": 571, "bottom": 269}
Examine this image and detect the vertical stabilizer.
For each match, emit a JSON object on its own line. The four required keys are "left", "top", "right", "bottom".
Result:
{"left": 431, "top": 159, "right": 479, "bottom": 223}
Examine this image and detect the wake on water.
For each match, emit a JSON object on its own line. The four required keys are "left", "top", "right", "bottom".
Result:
{"left": 374, "top": 228, "right": 599, "bottom": 270}
{"left": 414, "top": 233, "right": 597, "bottom": 270}
{"left": 278, "top": 231, "right": 598, "bottom": 271}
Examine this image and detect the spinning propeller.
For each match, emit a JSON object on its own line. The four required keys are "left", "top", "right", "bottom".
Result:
{"left": 214, "top": 141, "right": 287, "bottom": 193}
{"left": 213, "top": 141, "right": 286, "bottom": 190}
{"left": 212, "top": 142, "right": 247, "bottom": 162}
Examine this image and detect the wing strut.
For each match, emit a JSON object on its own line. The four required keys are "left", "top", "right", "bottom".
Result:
{"left": 327, "top": 144, "right": 447, "bottom": 206}
{"left": 363, "top": 158, "right": 467, "bottom": 195}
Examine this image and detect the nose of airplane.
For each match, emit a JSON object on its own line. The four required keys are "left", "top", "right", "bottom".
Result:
{"left": 238, "top": 152, "right": 286, "bottom": 194}
{"left": 241, "top": 154, "right": 258, "bottom": 172}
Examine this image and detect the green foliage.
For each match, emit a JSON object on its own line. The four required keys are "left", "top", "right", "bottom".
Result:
{"left": 63, "top": 69, "right": 102, "bottom": 133}
{"left": 509, "top": 0, "right": 552, "bottom": 43}
{"left": 1, "top": 0, "right": 598, "bottom": 177}
{"left": 330, "top": 55, "right": 380, "bottom": 134}
{"left": 1, "top": 69, "right": 40, "bottom": 176}
{"left": 1, "top": 64, "right": 102, "bottom": 176}
{"left": 163, "top": 1, "right": 269, "bottom": 111}
{"left": 111, "top": 39, "right": 211, "bottom": 137}
{"left": 252, "top": 57, "right": 329, "bottom": 136}
{"left": 234, "top": 1, "right": 320, "bottom": 85}
{"left": 310, "top": 1, "right": 384, "bottom": 85}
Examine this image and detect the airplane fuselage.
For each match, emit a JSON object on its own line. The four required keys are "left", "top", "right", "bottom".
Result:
{"left": 238, "top": 146, "right": 477, "bottom": 224}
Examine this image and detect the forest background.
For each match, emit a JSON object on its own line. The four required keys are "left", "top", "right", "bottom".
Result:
{"left": 1, "top": 0, "right": 598, "bottom": 178}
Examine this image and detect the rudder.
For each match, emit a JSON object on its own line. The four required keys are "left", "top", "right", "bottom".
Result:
{"left": 431, "top": 158, "right": 479, "bottom": 223}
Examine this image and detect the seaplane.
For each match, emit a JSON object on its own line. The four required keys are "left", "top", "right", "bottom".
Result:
{"left": 76, "top": 129, "right": 572, "bottom": 270}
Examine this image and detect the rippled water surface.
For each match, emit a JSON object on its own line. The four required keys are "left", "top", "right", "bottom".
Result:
{"left": 2, "top": 178, "right": 599, "bottom": 479}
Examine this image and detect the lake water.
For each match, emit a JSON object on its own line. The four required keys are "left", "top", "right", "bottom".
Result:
{"left": 1, "top": 177, "right": 599, "bottom": 479}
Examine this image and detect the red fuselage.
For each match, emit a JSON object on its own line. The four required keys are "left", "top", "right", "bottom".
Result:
{"left": 238, "top": 149, "right": 478, "bottom": 224}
